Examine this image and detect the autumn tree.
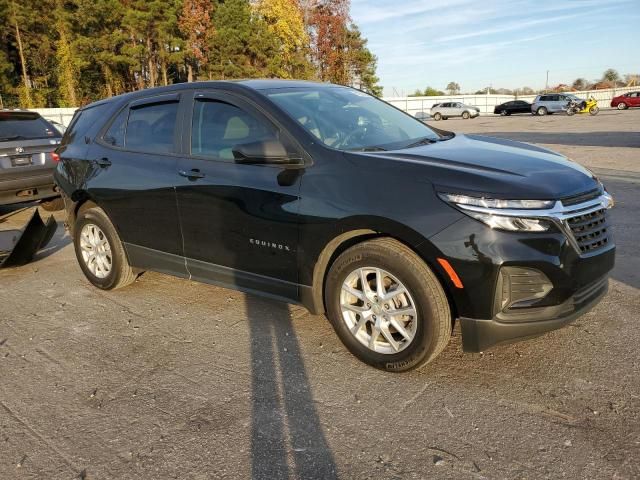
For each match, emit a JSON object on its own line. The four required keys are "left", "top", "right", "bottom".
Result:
{"left": 179, "top": 0, "right": 213, "bottom": 82}
{"left": 255, "top": 0, "right": 314, "bottom": 79}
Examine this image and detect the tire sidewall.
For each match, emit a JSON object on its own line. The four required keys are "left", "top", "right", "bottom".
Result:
{"left": 73, "top": 209, "right": 124, "bottom": 290}
{"left": 325, "top": 247, "right": 444, "bottom": 372}
{"left": 537, "top": 107, "right": 547, "bottom": 115}
{"left": 434, "top": 113, "right": 441, "bottom": 121}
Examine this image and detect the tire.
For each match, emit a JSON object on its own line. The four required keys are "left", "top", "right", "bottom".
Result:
{"left": 433, "top": 112, "right": 442, "bottom": 121}
{"left": 500, "top": 110, "right": 508, "bottom": 116}
{"left": 325, "top": 238, "right": 452, "bottom": 372}
{"left": 462, "top": 111, "right": 470, "bottom": 119}
{"left": 536, "top": 106, "right": 548, "bottom": 116}
{"left": 617, "top": 102, "right": 627, "bottom": 110}
{"left": 566, "top": 108, "right": 575, "bottom": 116}
{"left": 589, "top": 106, "right": 599, "bottom": 115}
{"left": 40, "top": 197, "right": 65, "bottom": 211}
{"left": 73, "top": 206, "right": 137, "bottom": 290}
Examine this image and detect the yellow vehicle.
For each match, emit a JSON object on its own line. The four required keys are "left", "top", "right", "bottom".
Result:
{"left": 567, "top": 96, "right": 599, "bottom": 116}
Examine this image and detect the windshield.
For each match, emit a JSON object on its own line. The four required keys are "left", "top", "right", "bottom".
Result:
{"left": 264, "top": 86, "right": 442, "bottom": 151}
{"left": 0, "top": 111, "right": 60, "bottom": 141}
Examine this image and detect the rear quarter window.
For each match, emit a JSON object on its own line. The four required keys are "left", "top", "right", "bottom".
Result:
{"left": 62, "top": 103, "right": 109, "bottom": 147}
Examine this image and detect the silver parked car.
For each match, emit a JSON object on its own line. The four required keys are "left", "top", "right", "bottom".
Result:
{"left": 430, "top": 102, "right": 479, "bottom": 120}
{"left": 531, "top": 94, "right": 581, "bottom": 116}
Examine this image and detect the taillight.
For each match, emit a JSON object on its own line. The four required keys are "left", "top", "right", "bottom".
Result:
{"left": 51, "top": 152, "right": 60, "bottom": 163}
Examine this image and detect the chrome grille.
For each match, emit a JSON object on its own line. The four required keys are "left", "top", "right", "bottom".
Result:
{"left": 565, "top": 207, "right": 611, "bottom": 255}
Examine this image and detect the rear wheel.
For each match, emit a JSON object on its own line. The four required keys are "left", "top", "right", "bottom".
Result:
{"left": 617, "top": 102, "right": 627, "bottom": 110}
{"left": 536, "top": 106, "right": 548, "bottom": 116}
{"left": 433, "top": 112, "right": 442, "bottom": 121}
{"left": 462, "top": 111, "right": 470, "bottom": 119}
{"left": 73, "top": 206, "right": 137, "bottom": 290}
{"left": 325, "top": 238, "right": 451, "bottom": 372}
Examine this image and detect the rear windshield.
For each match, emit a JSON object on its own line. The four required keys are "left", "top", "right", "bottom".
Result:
{"left": 0, "top": 111, "right": 59, "bottom": 141}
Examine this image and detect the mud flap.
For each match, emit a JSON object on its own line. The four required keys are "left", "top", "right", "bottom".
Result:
{"left": 0, "top": 207, "right": 58, "bottom": 268}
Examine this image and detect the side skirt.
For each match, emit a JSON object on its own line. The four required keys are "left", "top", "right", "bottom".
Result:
{"left": 123, "top": 243, "right": 314, "bottom": 310}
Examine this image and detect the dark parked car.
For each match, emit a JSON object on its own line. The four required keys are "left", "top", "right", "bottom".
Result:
{"left": 494, "top": 100, "right": 532, "bottom": 116}
{"left": 0, "top": 110, "right": 63, "bottom": 209}
{"left": 54, "top": 81, "right": 615, "bottom": 371}
{"left": 611, "top": 91, "right": 640, "bottom": 110}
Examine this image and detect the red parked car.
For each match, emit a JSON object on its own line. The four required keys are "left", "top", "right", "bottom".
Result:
{"left": 611, "top": 91, "right": 640, "bottom": 110}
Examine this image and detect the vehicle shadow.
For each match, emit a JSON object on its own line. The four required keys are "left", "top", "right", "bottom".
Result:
{"left": 478, "top": 131, "right": 640, "bottom": 148}
{"left": 246, "top": 294, "right": 338, "bottom": 479}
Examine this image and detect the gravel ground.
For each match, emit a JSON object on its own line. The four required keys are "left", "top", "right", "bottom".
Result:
{"left": 1, "top": 109, "right": 639, "bottom": 480}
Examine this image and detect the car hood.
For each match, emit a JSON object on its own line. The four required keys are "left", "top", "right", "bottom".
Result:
{"left": 366, "top": 133, "right": 599, "bottom": 200}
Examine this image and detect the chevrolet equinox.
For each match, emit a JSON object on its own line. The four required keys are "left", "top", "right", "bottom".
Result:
{"left": 54, "top": 81, "right": 615, "bottom": 371}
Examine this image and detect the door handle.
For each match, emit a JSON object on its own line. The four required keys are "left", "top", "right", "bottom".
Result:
{"left": 95, "top": 157, "right": 111, "bottom": 167}
{"left": 179, "top": 169, "right": 205, "bottom": 179}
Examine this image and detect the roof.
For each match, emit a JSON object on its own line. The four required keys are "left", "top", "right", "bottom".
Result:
{"left": 84, "top": 79, "right": 337, "bottom": 109}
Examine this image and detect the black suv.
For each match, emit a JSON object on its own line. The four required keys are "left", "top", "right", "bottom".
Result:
{"left": 54, "top": 81, "right": 615, "bottom": 371}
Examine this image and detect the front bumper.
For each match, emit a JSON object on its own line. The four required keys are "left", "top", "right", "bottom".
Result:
{"left": 459, "top": 275, "right": 608, "bottom": 352}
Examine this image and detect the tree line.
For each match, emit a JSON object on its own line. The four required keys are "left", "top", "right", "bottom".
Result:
{"left": 0, "top": 0, "right": 382, "bottom": 108}
{"left": 409, "top": 69, "right": 638, "bottom": 97}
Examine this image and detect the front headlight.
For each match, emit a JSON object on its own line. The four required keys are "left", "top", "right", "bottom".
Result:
{"left": 438, "top": 193, "right": 555, "bottom": 232}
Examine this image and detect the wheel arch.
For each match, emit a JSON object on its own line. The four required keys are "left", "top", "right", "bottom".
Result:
{"left": 303, "top": 220, "right": 460, "bottom": 321}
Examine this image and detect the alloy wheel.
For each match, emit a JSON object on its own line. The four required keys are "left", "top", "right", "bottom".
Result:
{"left": 80, "top": 223, "right": 112, "bottom": 279}
{"left": 340, "top": 267, "right": 418, "bottom": 354}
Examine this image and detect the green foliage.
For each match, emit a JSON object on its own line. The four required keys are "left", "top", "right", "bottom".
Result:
{"left": 446, "top": 81, "right": 460, "bottom": 95}
{"left": 0, "top": 0, "right": 382, "bottom": 107}
{"left": 602, "top": 68, "right": 620, "bottom": 83}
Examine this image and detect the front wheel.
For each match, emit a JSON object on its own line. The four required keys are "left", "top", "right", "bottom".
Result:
{"left": 433, "top": 112, "right": 442, "bottom": 121}
{"left": 73, "top": 206, "right": 137, "bottom": 290}
{"left": 566, "top": 108, "right": 576, "bottom": 116}
{"left": 462, "top": 111, "right": 470, "bottom": 119}
{"left": 500, "top": 110, "right": 508, "bottom": 116}
{"left": 617, "top": 103, "right": 627, "bottom": 110}
{"left": 325, "top": 238, "right": 452, "bottom": 372}
{"left": 589, "top": 106, "right": 599, "bottom": 115}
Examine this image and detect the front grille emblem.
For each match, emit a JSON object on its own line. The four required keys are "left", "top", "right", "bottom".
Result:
{"left": 15, "top": 146, "right": 24, "bottom": 153}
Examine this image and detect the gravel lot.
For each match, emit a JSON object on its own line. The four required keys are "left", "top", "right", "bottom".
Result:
{"left": 1, "top": 109, "right": 639, "bottom": 479}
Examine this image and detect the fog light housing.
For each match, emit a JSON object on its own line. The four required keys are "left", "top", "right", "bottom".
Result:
{"left": 495, "top": 266, "right": 553, "bottom": 313}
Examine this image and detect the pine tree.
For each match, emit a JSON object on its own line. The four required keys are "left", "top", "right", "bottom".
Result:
{"left": 209, "top": 0, "right": 279, "bottom": 79}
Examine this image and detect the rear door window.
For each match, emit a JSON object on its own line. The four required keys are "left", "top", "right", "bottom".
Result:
{"left": 125, "top": 100, "right": 179, "bottom": 154}
{"left": 0, "top": 112, "right": 59, "bottom": 141}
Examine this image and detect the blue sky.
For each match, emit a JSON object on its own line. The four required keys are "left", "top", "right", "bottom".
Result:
{"left": 350, "top": 0, "right": 639, "bottom": 96}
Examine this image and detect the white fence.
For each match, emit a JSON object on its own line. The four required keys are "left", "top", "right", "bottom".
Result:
{"left": 33, "top": 107, "right": 77, "bottom": 127}
{"left": 383, "top": 86, "right": 639, "bottom": 116}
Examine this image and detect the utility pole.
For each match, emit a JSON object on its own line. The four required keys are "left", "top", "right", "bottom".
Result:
{"left": 545, "top": 70, "right": 549, "bottom": 92}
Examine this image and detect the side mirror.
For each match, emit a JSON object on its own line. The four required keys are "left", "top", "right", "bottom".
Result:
{"left": 232, "top": 140, "right": 303, "bottom": 167}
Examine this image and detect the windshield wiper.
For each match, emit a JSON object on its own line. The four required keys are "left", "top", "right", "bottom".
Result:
{"left": 404, "top": 137, "right": 437, "bottom": 149}
{"left": 349, "top": 146, "right": 387, "bottom": 152}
